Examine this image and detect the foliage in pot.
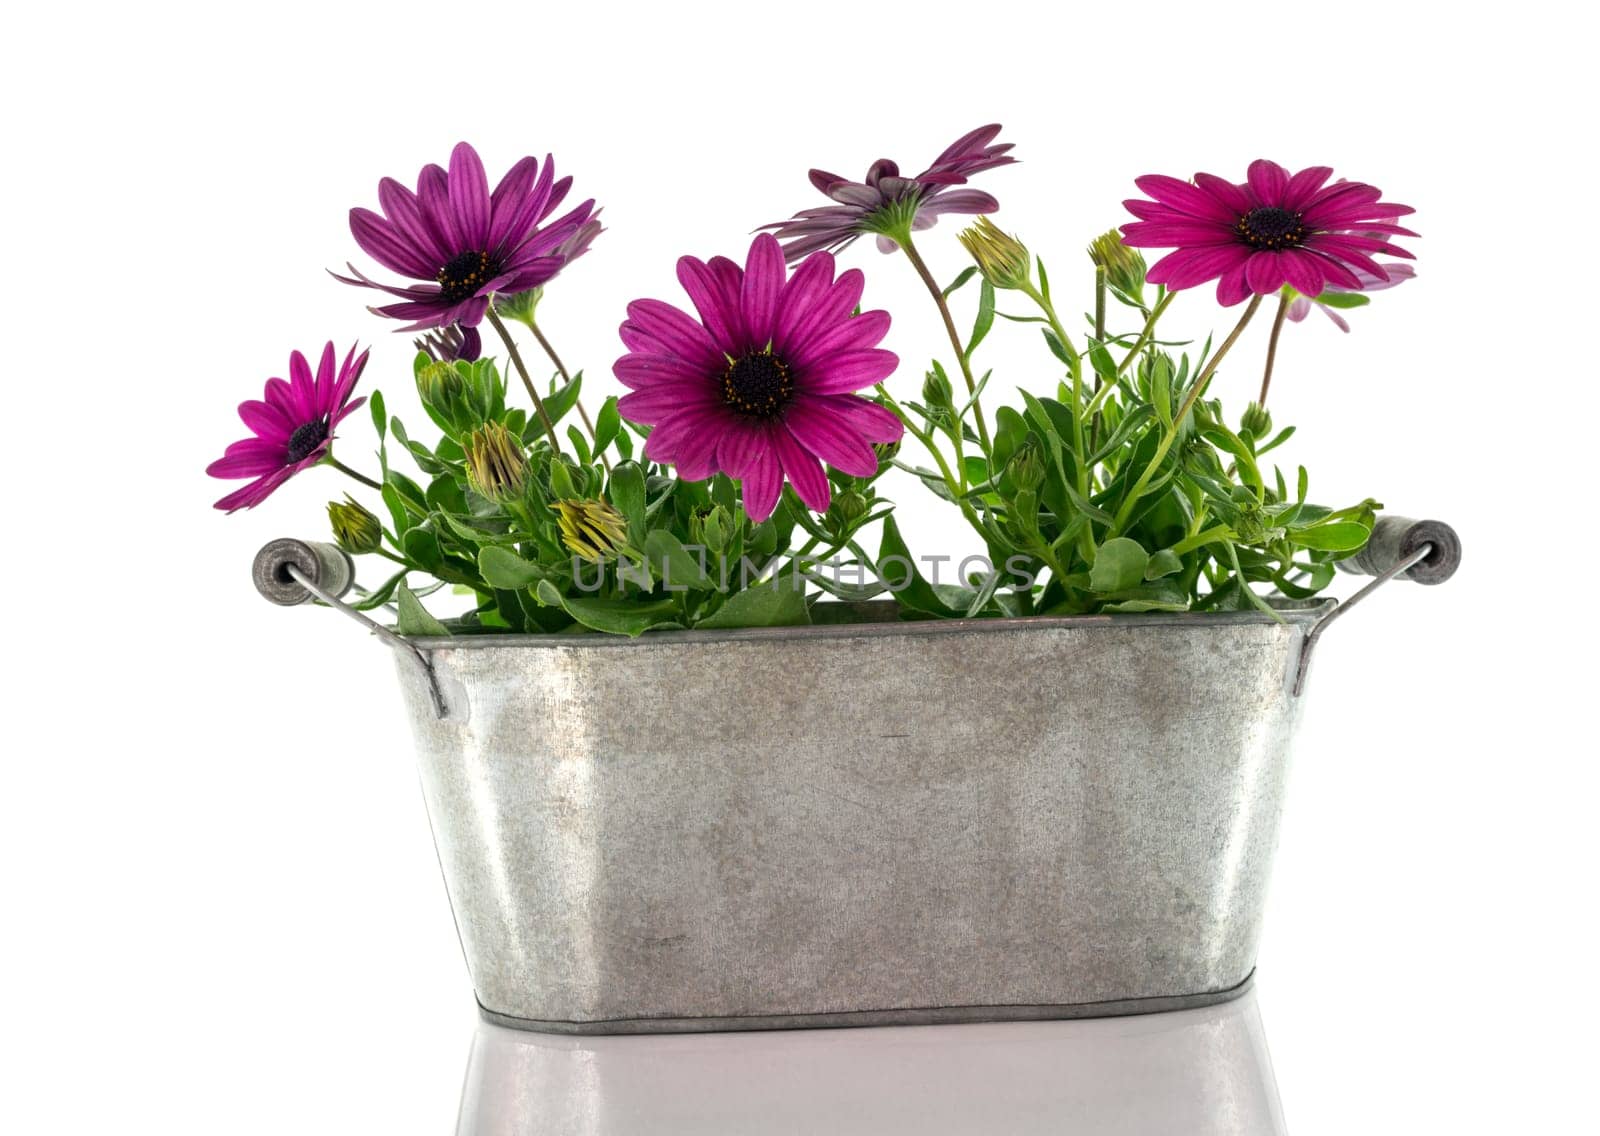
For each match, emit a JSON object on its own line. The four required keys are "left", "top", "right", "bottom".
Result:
{"left": 209, "top": 129, "right": 1417, "bottom": 633}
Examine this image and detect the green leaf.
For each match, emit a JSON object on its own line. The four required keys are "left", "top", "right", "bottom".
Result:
{"left": 593, "top": 396, "right": 621, "bottom": 455}
{"left": 1291, "top": 521, "right": 1372, "bottom": 553}
{"left": 1042, "top": 328, "right": 1075, "bottom": 368}
{"left": 370, "top": 390, "right": 387, "bottom": 444}
{"left": 609, "top": 461, "right": 647, "bottom": 544}
{"left": 1089, "top": 537, "right": 1149, "bottom": 593}
{"left": 396, "top": 583, "right": 449, "bottom": 637}
{"left": 1145, "top": 548, "right": 1183, "bottom": 580}
{"left": 967, "top": 279, "right": 996, "bottom": 357}
{"left": 876, "top": 515, "right": 961, "bottom": 617}
{"left": 1312, "top": 291, "right": 1372, "bottom": 310}
{"left": 535, "top": 579, "right": 679, "bottom": 636}
{"left": 942, "top": 265, "right": 978, "bottom": 298}
{"left": 694, "top": 572, "right": 810, "bottom": 629}
{"left": 646, "top": 529, "right": 713, "bottom": 591}
{"left": 543, "top": 371, "right": 584, "bottom": 428}
{"left": 401, "top": 527, "right": 444, "bottom": 574}
{"left": 567, "top": 426, "right": 591, "bottom": 465}
{"left": 478, "top": 546, "right": 547, "bottom": 589}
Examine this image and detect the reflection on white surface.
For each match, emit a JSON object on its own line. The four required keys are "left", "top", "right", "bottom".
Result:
{"left": 457, "top": 991, "right": 1286, "bottom": 1135}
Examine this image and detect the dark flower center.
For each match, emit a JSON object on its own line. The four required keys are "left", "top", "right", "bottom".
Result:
{"left": 721, "top": 351, "right": 794, "bottom": 419}
{"left": 285, "top": 418, "right": 329, "bottom": 464}
{"left": 1236, "top": 207, "right": 1307, "bottom": 250}
{"left": 436, "top": 250, "right": 496, "bottom": 303}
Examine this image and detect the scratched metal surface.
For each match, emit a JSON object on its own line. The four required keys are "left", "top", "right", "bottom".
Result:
{"left": 394, "top": 606, "right": 1327, "bottom": 1032}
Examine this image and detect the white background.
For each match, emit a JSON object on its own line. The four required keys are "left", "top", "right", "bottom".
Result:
{"left": 4, "top": 1, "right": 1594, "bottom": 1132}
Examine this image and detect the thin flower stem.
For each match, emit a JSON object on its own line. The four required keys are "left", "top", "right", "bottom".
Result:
{"left": 1108, "top": 294, "right": 1264, "bottom": 538}
{"left": 485, "top": 307, "right": 562, "bottom": 455}
{"left": 876, "top": 383, "right": 986, "bottom": 539}
{"left": 899, "top": 234, "right": 992, "bottom": 452}
{"left": 529, "top": 317, "right": 609, "bottom": 472}
{"left": 328, "top": 456, "right": 382, "bottom": 490}
{"left": 1116, "top": 289, "right": 1176, "bottom": 377}
{"left": 1019, "top": 281, "right": 1095, "bottom": 560}
{"left": 1258, "top": 289, "right": 1291, "bottom": 408}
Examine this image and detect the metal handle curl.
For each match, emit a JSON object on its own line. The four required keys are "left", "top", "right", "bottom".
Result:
{"left": 253, "top": 538, "right": 447, "bottom": 718}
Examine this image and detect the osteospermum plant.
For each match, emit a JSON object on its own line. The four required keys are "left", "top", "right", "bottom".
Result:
{"left": 210, "top": 134, "right": 1416, "bottom": 635}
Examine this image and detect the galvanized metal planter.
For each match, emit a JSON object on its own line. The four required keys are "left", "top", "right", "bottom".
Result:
{"left": 255, "top": 516, "right": 1459, "bottom": 1034}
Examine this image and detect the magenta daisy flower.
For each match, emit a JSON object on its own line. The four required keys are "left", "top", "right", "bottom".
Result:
{"left": 1288, "top": 261, "right": 1416, "bottom": 333}
{"left": 613, "top": 233, "right": 903, "bottom": 522}
{"left": 207, "top": 342, "right": 368, "bottom": 512}
{"left": 762, "top": 125, "right": 1016, "bottom": 262}
{"left": 334, "top": 142, "right": 596, "bottom": 331}
{"left": 1120, "top": 160, "right": 1417, "bottom": 306}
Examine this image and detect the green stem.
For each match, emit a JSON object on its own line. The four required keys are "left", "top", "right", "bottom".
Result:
{"left": 1116, "top": 289, "right": 1176, "bottom": 377}
{"left": 485, "top": 307, "right": 562, "bottom": 455}
{"left": 1258, "top": 289, "right": 1291, "bottom": 409}
{"left": 529, "top": 318, "right": 607, "bottom": 470}
{"left": 1108, "top": 294, "right": 1264, "bottom": 537}
{"left": 1020, "top": 281, "right": 1095, "bottom": 560}
{"left": 877, "top": 383, "right": 987, "bottom": 540}
{"left": 899, "top": 233, "right": 992, "bottom": 452}
{"left": 327, "top": 456, "right": 382, "bottom": 490}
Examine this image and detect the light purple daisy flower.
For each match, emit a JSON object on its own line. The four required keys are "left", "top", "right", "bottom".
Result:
{"left": 207, "top": 343, "right": 368, "bottom": 512}
{"left": 1288, "top": 262, "right": 1416, "bottom": 332}
{"left": 334, "top": 142, "right": 596, "bottom": 332}
{"left": 614, "top": 234, "right": 903, "bottom": 522}
{"left": 762, "top": 125, "right": 1016, "bottom": 262}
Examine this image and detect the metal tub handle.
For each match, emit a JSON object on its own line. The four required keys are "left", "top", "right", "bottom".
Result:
{"left": 251, "top": 538, "right": 447, "bottom": 718}
{"left": 1294, "top": 516, "right": 1462, "bottom": 695}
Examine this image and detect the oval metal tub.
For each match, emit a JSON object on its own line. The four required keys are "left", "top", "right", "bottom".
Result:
{"left": 394, "top": 604, "right": 1327, "bottom": 1034}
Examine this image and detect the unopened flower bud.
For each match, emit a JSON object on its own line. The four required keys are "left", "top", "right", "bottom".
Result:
{"left": 922, "top": 368, "right": 955, "bottom": 412}
{"left": 1007, "top": 440, "right": 1046, "bottom": 493}
{"left": 691, "top": 504, "right": 732, "bottom": 554}
{"left": 465, "top": 421, "right": 529, "bottom": 505}
{"left": 873, "top": 439, "right": 901, "bottom": 465}
{"left": 1087, "top": 230, "right": 1147, "bottom": 301}
{"left": 555, "top": 499, "right": 629, "bottom": 563}
{"left": 827, "top": 490, "right": 869, "bottom": 535}
{"left": 327, "top": 495, "right": 382, "bottom": 555}
{"left": 958, "top": 216, "right": 1032, "bottom": 291}
{"left": 1240, "top": 401, "right": 1273, "bottom": 439}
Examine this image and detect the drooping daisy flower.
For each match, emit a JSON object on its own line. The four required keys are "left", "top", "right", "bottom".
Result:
{"left": 414, "top": 323, "right": 482, "bottom": 362}
{"left": 207, "top": 343, "right": 368, "bottom": 512}
{"left": 1288, "top": 262, "right": 1416, "bottom": 332}
{"left": 334, "top": 142, "right": 596, "bottom": 331}
{"left": 613, "top": 233, "right": 902, "bottom": 522}
{"left": 762, "top": 125, "right": 1016, "bottom": 261}
{"left": 1120, "top": 160, "right": 1417, "bottom": 306}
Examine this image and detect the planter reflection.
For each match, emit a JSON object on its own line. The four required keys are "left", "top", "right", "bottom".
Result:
{"left": 456, "top": 988, "right": 1286, "bottom": 1135}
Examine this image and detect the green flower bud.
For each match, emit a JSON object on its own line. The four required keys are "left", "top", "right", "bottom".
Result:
{"left": 826, "top": 489, "right": 869, "bottom": 535}
{"left": 958, "top": 216, "right": 1032, "bottom": 291}
{"left": 1087, "top": 230, "right": 1147, "bottom": 302}
{"left": 873, "top": 439, "right": 902, "bottom": 465}
{"left": 922, "top": 368, "right": 955, "bottom": 412}
{"left": 1007, "top": 440, "right": 1046, "bottom": 493}
{"left": 464, "top": 421, "right": 529, "bottom": 506}
{"left": 705, "top": 505, "right": 731, "bottom": 553}
{"left": 326, "top": 495, "right": 383, "bottom": 555}
{"left": 554, "top": 499, "right": 629, "bottom": 563}
{"left": 1240, "top": 402, "right": 1273, "bottom": 440}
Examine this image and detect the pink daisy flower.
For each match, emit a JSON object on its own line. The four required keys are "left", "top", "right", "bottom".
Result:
{"left": 613, "top": 233, "right": 903, "bottom": 522}
{"left": 207, "top": 342, "right": 368, "bottom": 512}
{"left": 1120, "top": 160, "right": 1417, "bottom": 306}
